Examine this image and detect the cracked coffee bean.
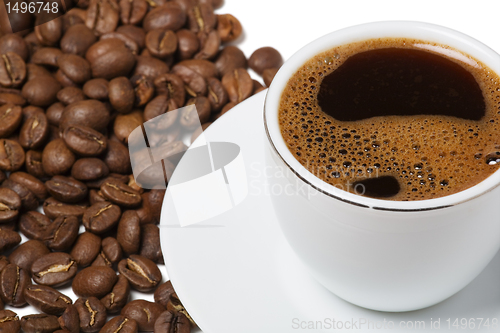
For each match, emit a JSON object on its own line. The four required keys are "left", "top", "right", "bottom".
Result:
{"left": 99, "top": 315, "right": 138, "bottom": 333}
{"left": 83, "top": 202, "right": 121, "bottom": 234}
{"left": 155, "top": 311, "right": 191, "bottom": 333}
{"left": 45, "top": 176, "right": 88, "bottom": 203}
{"left": 118, "top": 254, "right": 162, "bottom": 292}
{"left": 74, "top": 297, "right": 107, "bottom": 333}
{"left": 31, "top": 252, "right": 78, "bottom": 287}
{"left": 100, "top": 274, "right": 130, "bottom": 314}
{"left": 62, "top": 125, "right": 107, "bottom": 157}
{"left": 24, "top": 284, "right": 72, "bottom": 316}
{"left": 121, "top": 299, "right": 165, "bottom": 332}
{"left": 0, "top": 309, "right": 21, "bottom": 332}
{"left": 92, "top": 237, "right": 123, "bottom": 267}
{"left": 100, "top": 178, "right": 142, "bottom": 208}
{"left": 0, "top": 187, "right": 21, "bottom": 224}
{"left": 0, "top": 264, "right": 31, "bottom": 307}
{"left": 20, "top": 314, "right": 60, "bottom": 333}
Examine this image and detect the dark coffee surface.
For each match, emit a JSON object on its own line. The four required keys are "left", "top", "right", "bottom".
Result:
{"left": 279, "top": 38, "right": 500, "bottom": 201}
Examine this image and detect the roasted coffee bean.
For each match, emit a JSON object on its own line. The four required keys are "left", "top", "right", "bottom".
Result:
{"left": 100, "top": 34, "right": 139, "bottom": 54}
{"left": 31, "top": 252, "right": 78, "bottom": 287}
{"left": 31, "top": 47, "right": 62, "bottom": 67}
{"left": 195, "top": 30, "right": 220, "bottom": 60}
{"left": 21, "top": 75, "right": 61, "bottom": 107}
{"left": 153, "top": 73, "right": 185, "bottom": 106}
{"left": 172, "top": 65, "right": 207, "bottom": 97}
{"left": 34, "top": 17, "right": 63, "bottom": 46}
{"left": 60, "top": 24, "right": 97, "bottom": 57}
{"left": 121, "top": 300, "right": 165, "bottom": 331}
{"left": 46, "top": 176, "right": 88, "bottom": 203}
{"left": 9, "top": 171, "right": 48, "bottom": 201}
{"left": 57, "top": 87, "right": 86, "bottom": 106}
{"left": 186, "top": 2, "right": 216, "bottom": 34}
{"left": 44, "top": 216, "right": 80, "bottom": 252}
{"left": 62, "top": 8, "right": 86, "bottom": 29}
{"left": 24, "top": 285, "right": 72, "bottom": 316}
{"left": 82, "top": 79, "right": 109, "bottom": 100}
{"left": 58, "top": 304, "right": 79, "bottom": 333}
{"left": 63, "top": 125, "right": 107, "bottom": 157}
{"left": 118, "top": 254, "right": 162, "bottom": 292}
{"left": 181, "top": 97, "right": 210, "bottom": 128}
{"left": 176, "top": 29, "right": 199, "bottom": 60}
{"left": 2, "top": 179, "right": 38, "bottom": 211}
{"left": 0, "top": 187, "right": 21, "bottom": 224}
{"left": 0, "top": 52, "right": 26, "bottom": 88}
{"left": 0, "top": 104, "right": 22, "bottom": 137}
{"left": 18, "top": 110, "right": 49, "bottom": 150}
{"left": 117, "top": 25, "right": 146, "bottom": 49}
{"left": 143, "top": 2, "right": 186, "bottom": 32}
{"left": 57, "top": 54, "right": 92, "bottom": 85}
{"left": 72, "top": 158, "right": 110, "bottom": 181}
{"left": 83, "top": 202, "right": 121, "bottom": 234}
{"left": 214, "top": 46, "right": 247, "bottom": 77}
{"left": 100, "top": 274, "right": 130, "bottom": 314}
{"left": 143, "top": 189, "right": 165, "bottom": 224}
{"left": 154, "top": 281, "right": 175, "bottom": 308}
{"left": 86, "top": 0, "right": 120, "bottom": 36}
{"left": 0, "top": 264, "right": 31, "bottom": 307}
{"left": 20, "top": 314, "right": 61, "bottom": 333}
{"left": 25, "top": 150, "right": 46, "bottom": 179}
{"left": 25, "top": 63, "right": 50, "bottom": 82}
{"left": 248, "top": 46, "right": 283, "bottom": 75}
{"left": 0, "top": 228, "right": 21, "bottom": 252}
{"left": 207, "top": 77, "right": 227, "bottom": 111}
{"left": 144, "top": 95, "right": 178, "bottom": 126}
{"left": 145, "top": 29, "right": 177, "bottom": 59}
{"left": 8, "top": 240, "right": 50, "bottom": 272}
{"left": 86, "top": 174, "right": 131, "bottom": 189}
{"left": 100, "top": 178, "right": 142, "bottom": 208}
{"left": 104, "top": 140, "right": 132, "bottom": 174}
{"left": 70, "top": 232, "right": 102, "bottom": 268}
{"left": 89, "top": 189, "right": 107, "bottom": 205}
{"left": 60, "top": 100, "right": 111, "bottom": 133}
{"left": 108, "top": 77, "right": 135, "bottom": 114}
{"left": 113, "top": 111, "right": 143, "bottom": 143}
{"left": 166, "top": 292, "right": 196, "bottom": 327}
{"left": 0, "top": 92, "right": 26, "bottom": 106}
{"left": 0, "top": 309, "right": 21, "bottom": 332}
{"left": 46, "top": 102, "right": 65, "bottom": 126}
{"left": 154, "top": 311, "right": 191, "bottom": 333}
{"left": 92, "top": 237, "right": 122, "bottom": 267}
{"left": 55, "top": 69, "right": 79, "bottom": 88}
{"left": 0, "top": 34, "right": 29, "bottom": 61}
{"left": 72, "top": 266, "right": 117, "bottom": 298}
{"left": 117, "top": 210, "right": 141, "bottom": 255}
{"left": 217, "top": 13, "right": 243, "bottom": 43}
{"left": 74, "top": 297, "right": 107, "bottom": 333}
{"left": 18, "top": 212, "right": 50, "bottom": 240}
{"left": 130, "top": 75, "right": 154, "bottom": 107}
{"left": 22, "top": 105, "right": 44, "bottom": 120}
{"left": 140, "top": 224, "right": 163, "bottom": 264}
{"left": 133, "top": 55, "right": 169, "bottom": 79}
{"left": 0, "top": 139, "right": 25, "bottom": 172}
{"left": 0, "top": 256, "right": 9, "bottom": 273}
{"left": 175, "top": 59, "right": 218, "bottom": 80}
{"left": 263, "top": 67, "right": 279, "bottom": 87}
{"left": 85, "top": 39, "right": 136, "bottom": 80}
{"left": 41, "top": 139, "right": 76, "bottom": 176}
{"left": 120, "top": 0, "right": 147, "bottom": 25}
{"left": 43, "top": 197, "right": 86, "bottom": 220}
{"left": 100, "top": 315, "right": 138, "bottom": 333}
{"left": 222, "top": 68, "right": 253, "bottom": 103}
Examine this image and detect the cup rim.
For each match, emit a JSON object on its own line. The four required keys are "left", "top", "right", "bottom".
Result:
{"left": 263, "top": 20, "right": 500, "bottom": 211}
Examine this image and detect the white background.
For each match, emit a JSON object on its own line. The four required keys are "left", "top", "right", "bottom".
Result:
{"left": 12, "top": 0, "right": 500, "bottom": 327}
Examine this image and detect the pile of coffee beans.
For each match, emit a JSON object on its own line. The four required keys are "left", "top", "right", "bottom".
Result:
{"left": 0, "top": 0, "right": 283, "bottom": 331}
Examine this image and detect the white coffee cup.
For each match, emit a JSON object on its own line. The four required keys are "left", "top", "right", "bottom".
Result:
{"left": 263, "top": 21, "right": 500, "bottom": 312}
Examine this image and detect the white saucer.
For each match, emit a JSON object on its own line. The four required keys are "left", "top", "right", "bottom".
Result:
{"left": 160, "top": 92, "right": 500, "bottom": 333}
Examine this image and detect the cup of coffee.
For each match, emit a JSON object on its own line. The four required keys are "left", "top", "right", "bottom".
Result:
{"left": 263, "top": 21, "right": 500, "bottom": 312}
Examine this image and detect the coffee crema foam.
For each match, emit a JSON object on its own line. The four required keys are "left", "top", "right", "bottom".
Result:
{"left": 278, "top": 38, "right": 500, "bottom": 201}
